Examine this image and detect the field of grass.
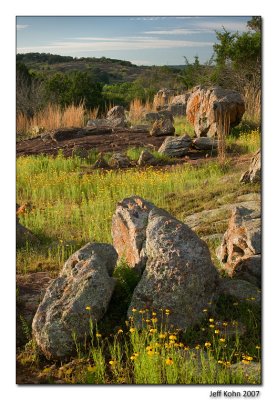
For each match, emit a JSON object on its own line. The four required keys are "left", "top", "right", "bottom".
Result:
{"left": 16, "top": 127, "right": 261, "bottom": 384}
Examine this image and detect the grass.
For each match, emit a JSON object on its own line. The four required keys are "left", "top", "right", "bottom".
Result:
{"left": 174, "top": 116, "right": 195, "bottom": 137}
{"left": 16, "top": 127, "right": 261, "bottom": 384}
{"left": 16, "top": 103, "right": 99, "bottom": 139}
{"left": 18, "top": 295, "right": 261, "bottom": 384}
{"left": 16, "top": 127, "right": 260, "bottom": 276}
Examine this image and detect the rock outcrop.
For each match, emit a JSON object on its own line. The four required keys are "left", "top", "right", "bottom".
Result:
{"left": 240, "top": 149, "right": 261, "bottom": 184}
{"left": 32, "top": 243, "right": 118, "bottom": 359}
{"left": 128, "top": 206, "right": 219, "bottom": 329}
{"left": 216, "top": 202, "right": 261, "bottom": 287}
{"left": 158, "top": 135, "right": 192, "bottom": 157}
{"left": 186, "top": 86, "right": 245, "bottom": 137}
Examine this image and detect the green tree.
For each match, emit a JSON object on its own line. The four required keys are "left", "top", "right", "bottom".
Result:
{"left": 212, "top": 17, "right": 261, "bottom": 120}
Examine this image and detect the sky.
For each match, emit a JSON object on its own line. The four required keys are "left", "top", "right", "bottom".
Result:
{"left": 16, "top": 16, "right": 251, "bottom": 65}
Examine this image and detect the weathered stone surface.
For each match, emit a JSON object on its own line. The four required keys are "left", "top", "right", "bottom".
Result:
{"left": 150, "top": 118, "right": 175, "bottom": 137}
{"left": 16, "top": 272, "right": 52, "bottom": 347}
{"left": 217, "top": 278, "right": 261, "bottom": 304}
{"left": 193, "top": 137, "right": 218, "bottom": 150}
{"left": 167, "top": 93, "right": 191, "bottom": 116}
{"left": 50, "top": 128, "right": 85, "bottom": 141}
{"left": 87, "top": 119, "right": 112, "bottom": 128}
{"left": 231, "top": 255, "right": 261, "bottom": 287}
{"left": 145, "top": 111, "right": 173, "bottom": 122}
{"left": 186, "top": 86, "right": 245, "bottom": 137}
{"left": 112, "top": 196, "right": 155, "bottom": 273}
{"left": 153, "top": 88, "right": 176, "bottom": 108}
{"left": 216, "top": 203, "right": 261, "bottom": 285}
{"left": 106, "top": 105, "right": 127, "bottom": 128}
{"left": 158, "top": 135, "right": 192, "bottom": 157}
{"left": 109, "top": 152, "right": 132, "bottom": 168}
{"left": 137, "top": 149, "right": 157, "bottom": 166}
{"left": 240, "top": 149, "right": 261, "bottom": 184}
{"left": 32, "top": 243, "right": 118, "bottom": 359}
{"left": 128, "top": 206, "right": 219, "bottom": 330}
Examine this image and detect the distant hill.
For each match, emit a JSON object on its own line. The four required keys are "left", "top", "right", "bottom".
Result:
{"left": 16, "top": 53, "right": 184, "bottom": 84}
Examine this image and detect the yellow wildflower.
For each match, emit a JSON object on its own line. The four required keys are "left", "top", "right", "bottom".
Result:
{"left": 242, "top": 359, "right": 250, "bottom": 365}
{"left": 169, "top": 334, "right": 177, "bottom": 341}
{"left": 132, "top": 308, "right": 137, "bottom": 313}
{"left": 165, "top": 357, "right": 174, "bottom": 366}
{"left": 209, "top": 324, "right": 215, "bottom": 328}
{"left": 96, "top": 333, "right": 102, "bottom": 338}
{"left": 214, "top": 329, "right": 220, "bottom": 334}
{"left": 109, "top": 360, "right": 116, "bottom": 366}
{"left": 195, "top": 344, "right": 201, "bottom": 350}
{"left": 151, "top": 317, "right": 158, "bottom": 323}
{"left": 209, "top": 318, "right": 214, "bottom": 323}
{"left": 203, "top": 309, "right": 208, "bottom": 312}
{"left": 152, "top": 312, "right": 157, "bottom": 316}
{"left": 205, "top": 341, "right": 212, "bottom": 348}
{"left": 117, "top": 329, "right": 123, "bottom": 334}
{"left": 222, "top": 322, "right": 228, "bottom": 327}
{"left": 87, "top": 365, "right": 96, "bottom": 373}
{"left": 85, "top": 306, "right": 91, "bottom": 311}
{"left": 129, "top": 328, "right": 135, "bottom": 333}
{"left": 159, "top": 333, "right": 167, "bottom": 339}
{"left": 219, "top": 338, "right": 226, "bottom": 343}
{"left": 149, "top": 328, "right": 157, "bottom": 333}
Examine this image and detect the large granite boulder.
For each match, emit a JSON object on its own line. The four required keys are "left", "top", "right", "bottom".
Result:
{"left": 158, "top": 135, "right": 192, "bottom": 157}
{"left": 217, "top": 202, "right": 261, "bottom": 287}
{"left": 186, "top": 86, "right": 245, "bottom": 137}
{"left": 32, "top": 243, "right": 118, "bottom": 359}
{"left": 128, "top": 206, "right": 219, "bottom": 329}
{"left": 240, "top": 149, "right": 261, "bottom": 184}
{"left": 167, "top": 93, "right": 191, "bottom": 116}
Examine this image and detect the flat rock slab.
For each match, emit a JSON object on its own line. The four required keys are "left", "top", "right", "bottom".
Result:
{"left": 16, "top": 130, "right": 166, "bottom": 157}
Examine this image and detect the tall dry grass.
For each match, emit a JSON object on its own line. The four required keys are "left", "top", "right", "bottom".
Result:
{"left": 129, "top": 99, "right": 153, "bottom": 124}
{"left": 244, "top": 87, "right": 261, "bottom": 123}
{"left": 16, "top": 103, "right": 99, "bottom": 138}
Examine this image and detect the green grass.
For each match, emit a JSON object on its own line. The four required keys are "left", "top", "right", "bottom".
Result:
{"left": 16, "top": 130, "right": 261, "bottom": 384}
{"left": 18, "top": 296, "right": 261, "bottom": 384}
{"left": 174, "top": 116, "right": 195, "bottom": 137}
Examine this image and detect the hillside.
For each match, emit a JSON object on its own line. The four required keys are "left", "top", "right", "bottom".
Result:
{"left": 16, "top": 52, "right": 183, "bottom": 84}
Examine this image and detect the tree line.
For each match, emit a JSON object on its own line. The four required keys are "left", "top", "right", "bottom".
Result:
{"left": 16, "top": 17, "right": 261, "bottom": 120}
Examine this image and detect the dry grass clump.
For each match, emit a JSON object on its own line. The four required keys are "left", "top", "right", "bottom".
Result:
{"left": 129, "top": 98, "right": 153, "bottom": 124}
{"left": 16, "top": 103, "right": 99, "bottom": 138}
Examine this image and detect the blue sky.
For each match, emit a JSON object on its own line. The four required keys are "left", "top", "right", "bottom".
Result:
{"left": 16, "top": 16, "right": 251, "bottom": 65}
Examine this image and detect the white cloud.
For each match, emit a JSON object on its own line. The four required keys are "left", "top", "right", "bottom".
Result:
{"left": 16, "top": 24, "right": 29, "bottom": 30}
{"left": 191, "top": 20, "right": 248, "bottom": 33}
{"left": 17, "top": 36, "right": 213, "bottom": 54}
{"left": 144, "top": 28, "right": 210, "bottom": 35}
